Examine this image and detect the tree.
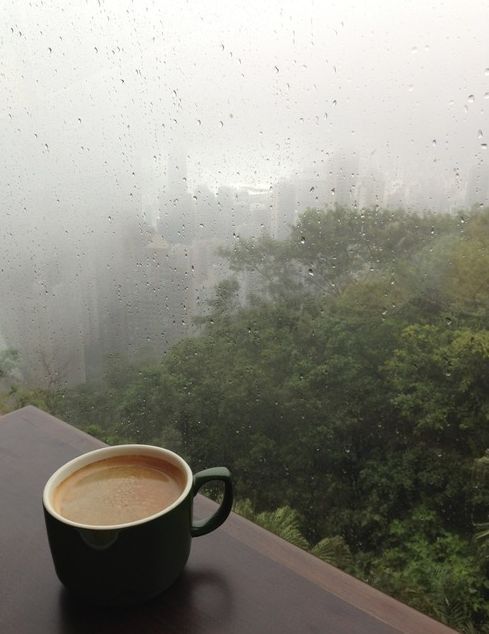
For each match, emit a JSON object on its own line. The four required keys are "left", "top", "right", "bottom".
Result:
{"left": 0, "top": 349, "right": 19, "bottom": 379}
{"left": 21, "top": 204, "right": 489, "bottom": 631}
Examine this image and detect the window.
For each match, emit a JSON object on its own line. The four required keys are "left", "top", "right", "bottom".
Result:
{"left": 2, "top": 2, "right": 489, "bottom": 630}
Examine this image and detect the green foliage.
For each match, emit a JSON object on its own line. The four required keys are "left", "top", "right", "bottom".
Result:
{"left": 219, "top": 236, "right": 305, "bottom": 301}
{"left": 14, "top": 205, "right": 489, "bottom": 631}
{"left": 221, "top": 206, "right": 456, "bottom": 302}
{"left": 253, "top": 506, "right": 310, "bottom": 550}
{"left": 386, "top": 325, "right": 489, "bottom": 463}
{"left": 0, "top": 349, "right": 19, "bottom": 412}
{"left": 206, "top": 277, "right": 241, "bottom": 316}
{"left": 288, "top": 206, "right": 454, "bottom": 291}
{"left": 6, "top": 384, "right": 60, "bottom": 413}
{"left": 310, "top": 536, "right": 354, "bottom": 572}
{"left": 445, "top": 209, "right": 489, "bottom": 318}
{"left": 234, "top": 499, "right": 353, "bottom": 568}
{"left": 0, "top": 349, "right": 19, "bottom": 379}
{"left": 233, "top": 498, "right": 256, "bottom": 521}
{"left": 362, "top": 509, "right": 489, "bottom": 631}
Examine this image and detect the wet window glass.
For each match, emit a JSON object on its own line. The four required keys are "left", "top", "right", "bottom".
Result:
{"left": 2, "top": 2, "right": 489, "bottom": 629}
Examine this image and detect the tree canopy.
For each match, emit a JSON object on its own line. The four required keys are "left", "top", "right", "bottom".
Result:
{"left": 6, "top": 205, "right": 489, "bottom": 632}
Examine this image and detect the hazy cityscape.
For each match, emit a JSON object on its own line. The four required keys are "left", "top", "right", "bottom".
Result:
{"left": 1, "top": 146, "right": 489, "bottom": 388}
{"left": 4, "top": 3, "right": 489, "bottom": 629}
{"left": 1, "top": 0, "right": 489, "bottom": 387}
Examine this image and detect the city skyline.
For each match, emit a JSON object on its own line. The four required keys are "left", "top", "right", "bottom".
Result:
{"left": 1, "top": 145, "right": 487, "bottom": 389}
{"left": 2, "top": 0, "right": 489, "bottom": 386}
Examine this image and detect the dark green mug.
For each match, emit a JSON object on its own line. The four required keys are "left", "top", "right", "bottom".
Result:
{"left": 42, "top": 444, "right": 233, "bottom": 605}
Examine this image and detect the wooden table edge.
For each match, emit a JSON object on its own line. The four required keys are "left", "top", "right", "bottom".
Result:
{"left": 0, "top": 405, "right": 458, "bottom": 634}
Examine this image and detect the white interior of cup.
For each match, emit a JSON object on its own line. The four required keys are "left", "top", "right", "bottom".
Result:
{"left": 42, "top": 444, "right": 193, "bottom": 531}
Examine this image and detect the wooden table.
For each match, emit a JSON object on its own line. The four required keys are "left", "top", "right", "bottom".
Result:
{"left": 0, "top": 406, "right": 457, "bottom": 633}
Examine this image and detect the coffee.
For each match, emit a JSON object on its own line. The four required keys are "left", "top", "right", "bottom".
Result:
{"left": 53, "top": 454, "right": 186, "bottom": 526}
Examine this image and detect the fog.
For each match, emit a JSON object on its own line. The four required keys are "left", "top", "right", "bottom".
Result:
{"left": 1, "top": 0, "right": 489, "bottom": 386}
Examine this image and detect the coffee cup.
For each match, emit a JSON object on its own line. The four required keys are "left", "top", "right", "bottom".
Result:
{"left": 42, "top": 444, "right": 233, "bottom": 605}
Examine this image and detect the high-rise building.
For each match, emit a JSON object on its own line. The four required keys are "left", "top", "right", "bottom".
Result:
{"left": 357, "top": 170, "right": 385, "bottom": 209}
{"left": 328, "top": 151, "right": 359, "bottom": 208}
{"left": 158, "top": 150, "right": 194, "bottom": 244}
{"left": 0, "top": 249, "right": 88, "bottom": 388}
{"left": 217, "top": 185, "right": 248, "bottom": 238}
{"left": 122, "top": 230, "right": 191, "bottom": 360}
{"left": 465, "top": 161, "right": 489, "bottom": 209}
{"left": 192, "top": 184, "right": 222, "bottom": 241}
{"left": 187, "top": 237, "right": 228, "bottom": 318}
{"left": 271, "top": 179, "right": 296, "bottom": 240}
{"left": 385, "top": 179, "right": 406, "bottom": 210}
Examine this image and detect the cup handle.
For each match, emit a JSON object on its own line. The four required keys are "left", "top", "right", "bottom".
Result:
{"left": 191, "top": 467, "right": 233, "bottom": 537}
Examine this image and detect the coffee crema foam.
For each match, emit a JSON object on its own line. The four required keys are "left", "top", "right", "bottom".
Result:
{"left": 53, "top": 455, "right": 186, "bottom": 526}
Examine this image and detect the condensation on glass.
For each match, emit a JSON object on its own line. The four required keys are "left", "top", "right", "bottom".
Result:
{"left": 1, "top": 2, "right": 489, "bottom": 630}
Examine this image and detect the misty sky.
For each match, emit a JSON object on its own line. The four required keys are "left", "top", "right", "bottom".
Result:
{"left": 1, "top": 0, "right": 489, "bottom": 376}
{"left": 1, "top": 0, "right": 489, "bottom": 217}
